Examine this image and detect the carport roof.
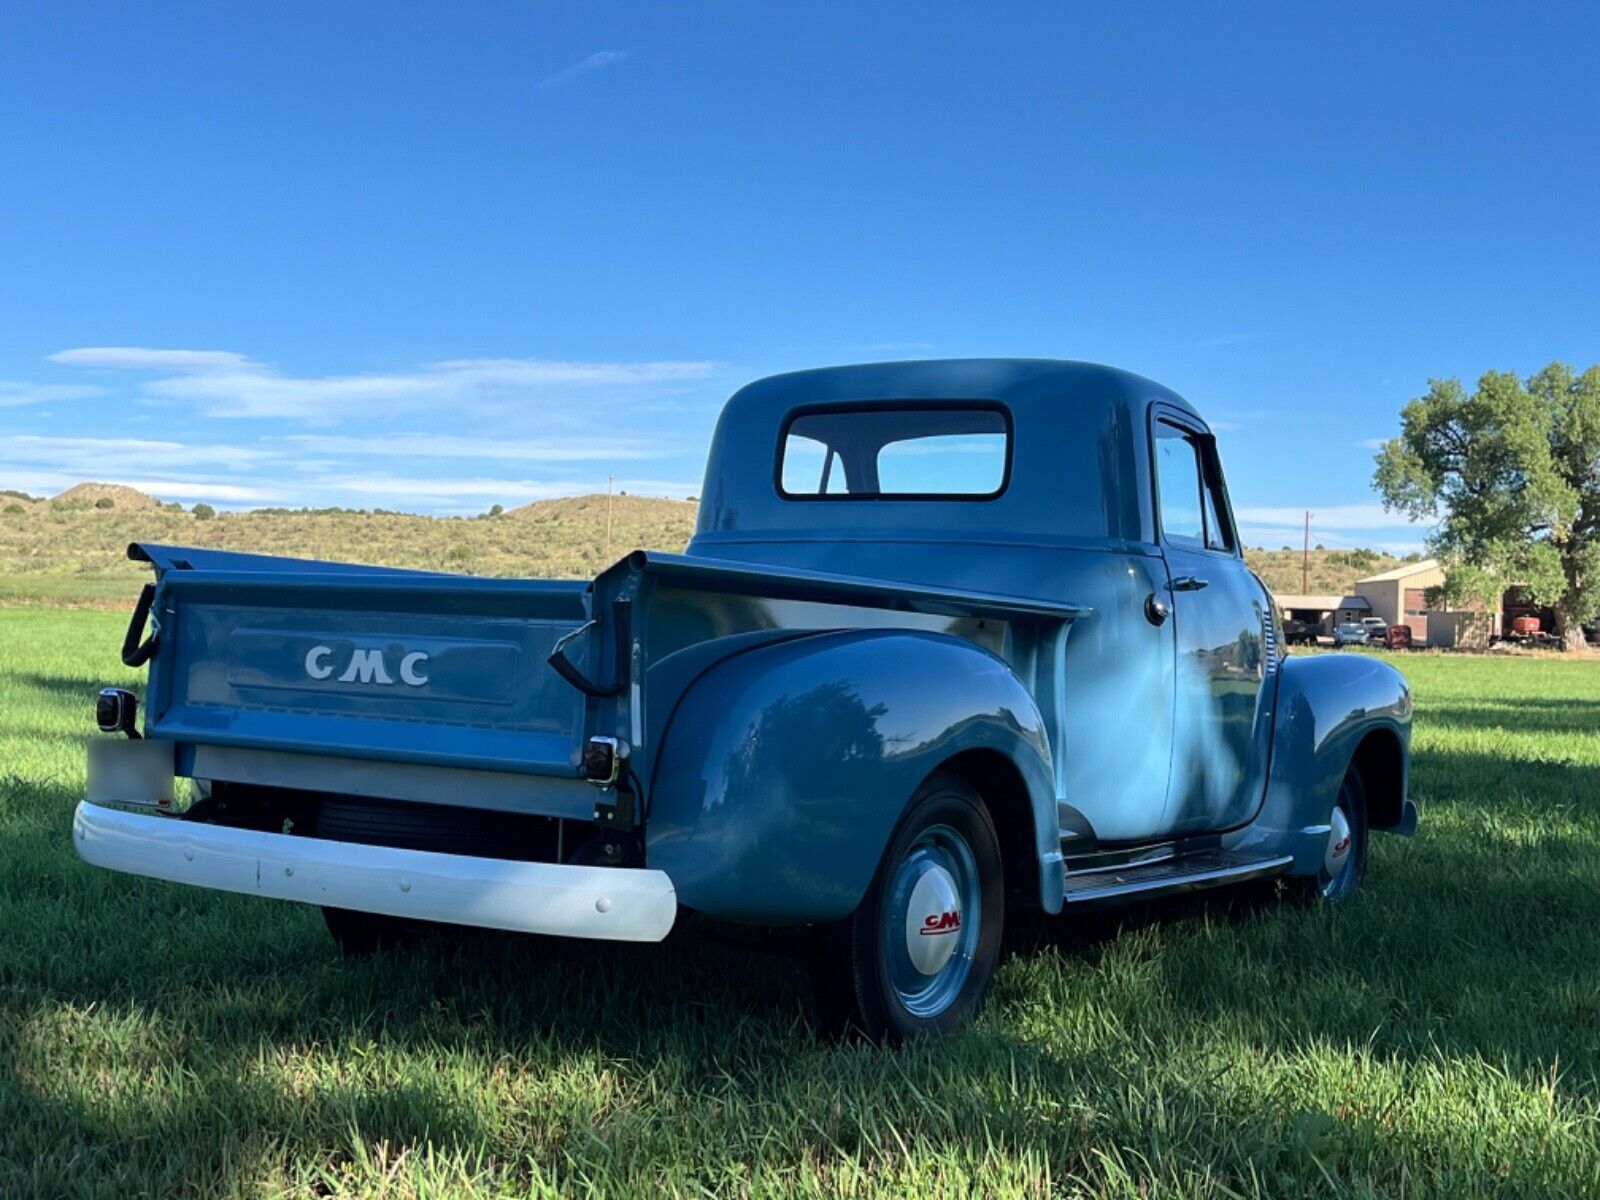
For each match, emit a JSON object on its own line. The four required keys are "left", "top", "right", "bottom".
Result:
{"left": 1272, "top": 593, "right": 1372, "bottom": 611}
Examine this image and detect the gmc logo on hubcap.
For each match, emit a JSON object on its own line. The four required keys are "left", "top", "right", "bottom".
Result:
{"left": 919, "top": 910, "right": 961, "bottom": 936}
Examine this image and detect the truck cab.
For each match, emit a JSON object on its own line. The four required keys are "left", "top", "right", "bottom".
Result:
{"left": 76, "top": 360, "right": 1416, "bottom": 1041}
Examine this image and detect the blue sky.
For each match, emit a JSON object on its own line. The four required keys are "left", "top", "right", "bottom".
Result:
{"left": 2, "top": 3, "right": 1596, "bottom": 552}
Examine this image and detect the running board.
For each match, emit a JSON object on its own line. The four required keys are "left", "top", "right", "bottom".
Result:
{"left": 1062, "top": 850, "right": 1294, "bottom": 909}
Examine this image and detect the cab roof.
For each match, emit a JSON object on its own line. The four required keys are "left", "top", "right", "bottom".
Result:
{"left": 692, "top": 359, "right": 1205, "bottom": 549}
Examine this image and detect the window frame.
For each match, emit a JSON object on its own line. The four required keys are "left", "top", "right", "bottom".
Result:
{"left": 1148, "top": 407, "right": 1240, "bottom": 556}
{"left": 774, "top": 399, "right": 1015, "bottom": 502}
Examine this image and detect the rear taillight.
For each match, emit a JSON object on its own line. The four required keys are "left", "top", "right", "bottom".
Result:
{"left": 583, "top": 736, "right": 625, "bottom": 787}
{"left": 96, "top": 687, "right": 140, "bottom": 738}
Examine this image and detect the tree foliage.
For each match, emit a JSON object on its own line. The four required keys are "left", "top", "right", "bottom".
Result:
{"left": 1373, "top": 362, "right": 1600, "bottom": 644}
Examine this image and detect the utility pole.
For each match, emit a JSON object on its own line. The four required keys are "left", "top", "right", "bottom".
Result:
{"left": 1302, "top": 510, "right": 1311, "bottom": 593}
{"left": 604, "top": 474, "right": 614, "bottom": 561}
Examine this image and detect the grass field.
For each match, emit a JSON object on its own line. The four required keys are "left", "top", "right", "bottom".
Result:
{"left": 2, "top": 612, "right": 1597, "bottom": 1197}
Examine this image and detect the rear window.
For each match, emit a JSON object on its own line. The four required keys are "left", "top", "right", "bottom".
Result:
{"left": 778, "top": 406, "right": 1010, "bottom": 498}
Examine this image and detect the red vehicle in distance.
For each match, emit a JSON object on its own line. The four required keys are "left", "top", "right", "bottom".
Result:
{"left": 1382, "top": 625, "right": 1413, "bottom": 650}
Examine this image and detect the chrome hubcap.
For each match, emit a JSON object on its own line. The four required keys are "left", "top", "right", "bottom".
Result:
{"left": 1322, "top": 803, "right": 1354, "bottom": 892}
{"left": 904, "top": 864, "right": 962, "bottom": 976}
{"left": 883, "top": 824, "right": 979, "bottom": 1018}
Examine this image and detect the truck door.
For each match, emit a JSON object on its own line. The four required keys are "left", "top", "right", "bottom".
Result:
{"left": 1150, "top": 414, "right": 1273, "bottom": 835}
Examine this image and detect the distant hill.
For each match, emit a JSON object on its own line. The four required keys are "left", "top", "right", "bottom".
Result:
{"left": 1246, "top": 546, "right": 1410, "bottom": 596}
{"left": 50, "top": 483, "right": 162, "bottom": 511}
{"left": 0, "top": 481, "right": 1408, "bottom": 609}
{"left": 0, "top": 489, "right": 700, "bottom": 606}
{"left": 507, "top": 492, "right": 700, "bottom": 555}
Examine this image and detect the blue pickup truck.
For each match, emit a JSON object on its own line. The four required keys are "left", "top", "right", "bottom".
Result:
{"left": 76, "top": 359, "right": 1416, "bottom": 1040}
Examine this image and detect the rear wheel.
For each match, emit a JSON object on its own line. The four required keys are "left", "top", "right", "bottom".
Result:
{"left": 314, "top": 796, "right": 491, "bottom": 955}
{"left": 811, "top": 772, "right": 1004, "bottom": 1041}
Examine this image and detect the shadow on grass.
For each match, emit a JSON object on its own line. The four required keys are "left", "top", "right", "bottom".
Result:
{"left": 9, "top": 671, "right": 136, "bottom": 707}
{"left": 1144, "top": 745, "right": 1600, "bottom": 1087}
{"left": 1420, "top": 697, "right": 1600, "bottom": 738}
{"left": 4, "top": 742, "right": 1598, "bottom": 1194}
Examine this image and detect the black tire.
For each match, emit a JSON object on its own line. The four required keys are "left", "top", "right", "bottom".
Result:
{"left": 810, "top": 772, "right": 1005, "bottom": 1042}
{"left": 321, "top": 906, "right": 426, "bottom": 956}
{"left": 1289, "top": 764, "right": 1369, "bottom": 903}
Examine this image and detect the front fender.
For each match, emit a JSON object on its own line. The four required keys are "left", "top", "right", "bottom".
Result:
{"left": 646, "top": 629, "right": 1059, "bottom": 924}
{"left": 1227, "top": 652, "right": 1414, "bottom": 873}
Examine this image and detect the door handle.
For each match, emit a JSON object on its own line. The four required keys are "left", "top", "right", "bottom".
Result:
{"left": 1171, "top": 575, "right": 1209, "bottom": 592}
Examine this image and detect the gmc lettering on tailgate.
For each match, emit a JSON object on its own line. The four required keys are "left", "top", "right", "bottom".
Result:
{"left": 305, "top": 645, "right": 429, "bottom": 687}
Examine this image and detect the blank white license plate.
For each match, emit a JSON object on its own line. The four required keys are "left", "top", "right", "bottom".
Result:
{"left": 87, "top": 738, "right": 175, "bottom": 809}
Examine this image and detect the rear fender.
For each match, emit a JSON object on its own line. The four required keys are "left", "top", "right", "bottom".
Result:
{"left": 646, "top": 629, "right": 1059, "bottom": 924}
{"left": 1227, "top": 652, "right": 1414, "bottom": 873}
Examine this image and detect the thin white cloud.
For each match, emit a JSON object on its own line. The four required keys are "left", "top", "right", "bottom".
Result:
{"left": 0, "top": 467, "right": 286, "bottom": 507}
{"left": 0, "top": 434, "right": 271, "bottom": 472}
{"left": 321, "top": 474, "right": 694, "bottom": 501}
{"left": 47, "top": 346, "right": 719, "bottom": 419}
{"left": 305, "top": 473, "right": 696, "bottom": 515}
{"left": 1358, "top": 437, "right": 1390, "bottom": 449}
{"left": 0, "top": 435, "right": 285, "bottom": 507}
{"left": 108, "top": 479, "right": 285, "bottom": 502}
{"left": 0, "top": 380, "right": 108, "bottom": 407}
{"left": 284, "top": 433, "right": 670, "bottom": 462}
{"left": 327, "top": 476, "right": 574, "bottom": 501}
{"left": 1365, "top": 538, "right": 1429, "bottom": 555}
{"left": 0, "top": 460, "right": 693, "bottom": 514}
{"left": 1234, "top": 503, "right": 1428, "bottom": 532}
{"left": 1238, "top": 524, "right": 1427, "bottom": 554}
{"left": 49, "top": 347, "right": 255, "bottom": 371}
{"left": 538, "top": 50, "right": 628, "bottom": 89}
{"left": 1235, "top": 501, "right": 1434, "bottom": 555}
{"left": 11, "top": 345, "right": 717, "bottom": 513}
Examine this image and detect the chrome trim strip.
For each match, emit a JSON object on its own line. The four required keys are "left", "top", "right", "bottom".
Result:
{"left": 1063, "top": 854, "right": 1294, "bottom": 908}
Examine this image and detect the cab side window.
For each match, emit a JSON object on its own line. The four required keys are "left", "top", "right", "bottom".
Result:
{"left": 1154, "top": 420, "right": 1234, "bottom": 552}
{"left": 1154, "top": 422, "right": 1206, "bottom": 547}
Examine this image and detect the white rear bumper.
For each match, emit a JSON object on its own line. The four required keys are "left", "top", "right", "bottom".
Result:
{"left": 72, "top": 800, "right": 677, "bottom": 942}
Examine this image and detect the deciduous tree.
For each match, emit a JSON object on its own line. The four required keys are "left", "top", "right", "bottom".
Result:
{"left": 1373, "top": 363, "right": 1600, "bottom": 647}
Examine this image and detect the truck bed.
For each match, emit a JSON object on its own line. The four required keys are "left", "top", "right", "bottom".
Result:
{"left": 128, "top": 542, "right": 1090, "bottom": 816}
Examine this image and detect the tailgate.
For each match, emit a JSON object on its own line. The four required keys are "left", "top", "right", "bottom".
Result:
{"left": 145, "top": 570, "right": 592, "bottom": 775}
